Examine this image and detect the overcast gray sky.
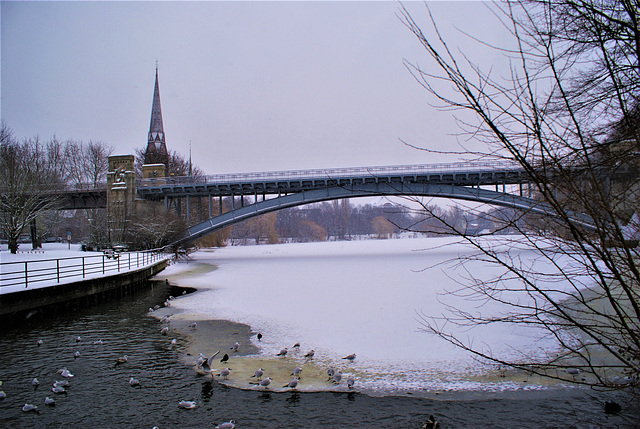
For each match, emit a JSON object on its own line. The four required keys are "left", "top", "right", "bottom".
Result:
{"left": 1, "top": 1, "right": 507, "bottom": 175}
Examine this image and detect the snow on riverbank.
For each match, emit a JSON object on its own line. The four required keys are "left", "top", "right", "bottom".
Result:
{"left": 158, "top": 236, "right": 572, "bottom": 393}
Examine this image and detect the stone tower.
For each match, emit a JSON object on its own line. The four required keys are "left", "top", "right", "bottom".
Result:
{"left": 144, "top": 66, "right": 169, "bottom": 167}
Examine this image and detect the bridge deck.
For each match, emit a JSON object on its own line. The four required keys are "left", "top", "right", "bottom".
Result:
{"left": 137, "top": 162, "right": 529, "bottom": 199}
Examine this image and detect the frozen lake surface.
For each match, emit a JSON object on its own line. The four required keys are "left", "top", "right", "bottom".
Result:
{"left": 160, "top": 236, "right": 569, "bottom": 394}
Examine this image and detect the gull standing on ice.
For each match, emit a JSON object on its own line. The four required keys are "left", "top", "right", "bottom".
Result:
{"left": 251, "top": 368, "right": 264, "bottom": 381}
{"left": 217, "top": 368, "right": 232, "bottom": 380}
{"left": 259, "top": 377, "right": 272, "bottom": 388}
{"left": 347, "top": 375, "right": 355, "bottom": 389}
{"left": 283, "top": 378, "right": 299, "bottom": 389}
{"left": 327, "top": 367, "right": 336, "bottom": 380}
{"left": 189, "top": 322, "right": 197, "bottom": 329}
{"left": 291, "top": 342, "right": 300, "bottom": 350}
{"left": 230, "top": 342, "right": 239, "bottom": 352}
{"left": 332, "top": 371, "right": 343, "bottom": 384}
{"left": 342, "top": 353, "right": 356, "bottom": 361}
{"left": 220, "top": 353, "right": 230, "bottom": 363}
{"left": 304, "top": 349, "right": 315, "bottom": 359}
{"left": 276, "top": 347, "right": 288, "bottom": 357}
{"left": 291, "top": 367, "right": 303, "bottom": 378}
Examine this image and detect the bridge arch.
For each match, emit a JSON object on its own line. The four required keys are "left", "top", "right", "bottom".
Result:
{"left": 173, "top": 182, "right": 595, "bottom": 246}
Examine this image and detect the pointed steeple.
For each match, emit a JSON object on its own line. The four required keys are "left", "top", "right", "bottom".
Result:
{"left": 144, "top": 65, "right": 169, "bottom": 167}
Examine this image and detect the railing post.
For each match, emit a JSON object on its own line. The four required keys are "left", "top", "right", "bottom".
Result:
{"left": 118, "top": 256, "right": 120, "bottom": 272}
{"left": 82, "top": 257, "right": 85, "bottom": 278}
{"left": 25, "top": 262, "right": 28, "bottom": 288}
{"left": 102, "top": 255, "right": 105, "bottom": 274}
{"left": 137, "top": 252, "right": 139, "bottom": 268}
{"left": 128, "top": 252, "right": 130, "bottom": 270}
{"left": 57, "top": 259, "right": 60, "bottom": 283}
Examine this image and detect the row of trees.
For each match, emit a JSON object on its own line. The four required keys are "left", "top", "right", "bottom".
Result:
{"left": 0, "top": 123, "right": 113, "bottom": 253}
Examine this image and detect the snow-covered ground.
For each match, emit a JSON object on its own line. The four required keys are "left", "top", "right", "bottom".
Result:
{"left": 0, "top": 243, "right": 169, "bottom": 294}
{"left": 159, "top": 237, "right": 575, "bottom": 393}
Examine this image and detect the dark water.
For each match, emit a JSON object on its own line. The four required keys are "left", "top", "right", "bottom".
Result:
{"left": 0, "top": 282, "right": 637, "bottom": 429}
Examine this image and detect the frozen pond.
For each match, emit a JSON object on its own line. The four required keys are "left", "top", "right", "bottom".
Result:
{"left": 160, "top": 236, "right": 571, "bottom": 394}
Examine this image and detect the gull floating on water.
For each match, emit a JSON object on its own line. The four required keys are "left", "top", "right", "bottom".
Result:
{"left": 92, "top": 340, "right": 103, "bottom": 345}
{"left": 128, "top": 377, "right": 141, "bottom": 387}
{"left": 304, "top": 349, "right": 315, "bottom": 359}
{"left": 178, "top": 400, "right": 196, "bottom": 409}
{"left": 74, "top": 351, "right": 81, "bottom": 359}
{"left": 170, "top": 338, "right": 178, "bottom": 346}
{"left": 37, "top": 340, "right": 43, "bottom": 346}
{"left": 51, "top": 386, "right": 66, "bottom": 394}
{"left": 161, "top": 327, "right": 169, "bottom": 335}
{"left": 423, "top": 414, "right": 440, "bottom": 429}
{"left": 57, "top": 369, "right": 74, "bottom": 378}
{"left": 115, "top": 355, "right": 128, "bottom": 366}
{"left": 215, "top": 420, "right": 236, "bottom": 429}
{"left": 342, "top": 353, "right": 356, "bottom": 361}
{"left": 53, "top": 380, "right": 69, "bottom": 388}
{"left": 22, "top": 403, "right": 38, "bottom": 413}
{"left": 75, "top": 336, "right": 82, "bottom": 343}
{"left": 44, "top": 397, "right": 55, "bottom": 406}
{"left": 0, "top": 391, "right": 6, "bottom": 400}
{"left": 31, "top": 378, "right": 39, "bottom": 387}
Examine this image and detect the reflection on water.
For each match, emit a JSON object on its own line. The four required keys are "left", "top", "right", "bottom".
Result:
{"left": 0, "top": 280, "right": 635, "bottom": 428}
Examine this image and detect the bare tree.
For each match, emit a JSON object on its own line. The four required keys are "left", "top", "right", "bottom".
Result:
{"left": 0, "top": 125, "right": 62, "bottom": 253}
{"left": 399, "top": 0, "right": 639, "bottom": 392}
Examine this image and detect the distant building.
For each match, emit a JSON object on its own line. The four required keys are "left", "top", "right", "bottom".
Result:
{"left": 144, "top": 66, "right": 169, "bottom": 168}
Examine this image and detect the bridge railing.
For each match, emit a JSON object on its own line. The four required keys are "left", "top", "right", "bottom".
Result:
{"left": 138, "top": 161, "right": 524, "bottom": 187}
{"left": 0, "top": 248, "right": 170, "bottom": 291}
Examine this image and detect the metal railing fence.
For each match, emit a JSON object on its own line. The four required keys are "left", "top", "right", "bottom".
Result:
{"left": 0, "top": 248, "right": 170, "bottom": 289}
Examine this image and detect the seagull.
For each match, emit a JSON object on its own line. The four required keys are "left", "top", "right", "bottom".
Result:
{"left": 153, "top": 305, "right": 160, "bottom": 310}
{"left": 292, "top": 342, "right": 300, "bottom": 349}
{"left": 161, "top": 326, "right": 169, "bottom": 335}
{"left": 160, "top": 315, "right": 171, "bottom": 324}
{"left": 304, "top": 349, "right": 315, "bottom": 359}
{"left": 189, "top": 322, "right": 197, "bottom": 329}
{"left": 170, "top": 338, "right": 178, "bottom": 346}
{"left": 283, "top": 378, "right": 299, "bottom": 389}
{"left": 92, "top": 340, "right": 103, "bottom": 345}
{"left": 128, "top": 377, "right": 141, "bottom": 387}
{"left": 347, "top": 375, "right": 355, "bottom": 389}
{"left": 230, "top": 342, "right": 239, "bottom": 352}
{"left": 259, "top": 377, "right": 272, "bottom": 388}
{"left": 332, "top": 371, "right": 343, "bottom": 384}
{"left": 22, "top": 403, "right": 38, "bottom": 413}
{"left": 0, "top": 391, "right": 6, "bottom": 400}
{"left": 202, "top": 351, "right": 221, "bottom": 373}
{"left": 566, "top": 368, "right": 581, "bottom": 380}
{"left": 115, "top": 355, "right": 128, "bottom": 366}
{"left": 291, "top": 367, "right": 303, "bottom": 378}
{"left": 423, "top": 414, "right": 440, "bottom": 429}
{"left": 53, "top": 380, "right": 69, "bottom": 388}
{"left": 217, "top": 368, "right": 232, "bottom": 380}
{"left": 342, "top": 353, "right": 356, "bottom": 361}
{"left": 75, "top": 336, "right": 82, "bottom": 343}
{"left": 57, "top": 369, "right": 74, "bottom": 378}
{"left": 51, "top": 386, "right": 66, "bottom": 394}
{"left": 31, "top": 378, "right": 39, "bottom": 388}
{"left": 178, "top": 400, "right": 196, "bottom": 409}
{"left": 498, "top": 364, "right": 507, "bottom": 377}
{"left": 220, "top": 353, "right": 230, "bottom": 363}
{"left": 251, "top": 368, "right": 264, "bottom": 381}
{"left": 277, "top": 348, "right": 288, "bottom": 357}
{"left": 327, "top": 367, "right": 336, "bottom": 380}
{"left": 257, "top": 333, "right": 262, "bottom": 341}
{"left": 44, "top": 397, "right": 55, "bottom": 406}
{"left": 36, "top": 339, "right": 43, "bottom": 346}
{"left": 74, "top": 351, "right": 81, "bottom": 359}
{"left": 215, "top": 420, "right": 236, "bottom": 429}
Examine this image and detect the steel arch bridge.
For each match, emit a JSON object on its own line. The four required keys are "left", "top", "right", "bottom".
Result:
{"left": 134, "top": 162, "right": 595, "bottom": 247}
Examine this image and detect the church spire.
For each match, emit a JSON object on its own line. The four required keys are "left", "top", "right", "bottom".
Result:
{"left": 144, "top": 65, "right": 169, "bottom": 167}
